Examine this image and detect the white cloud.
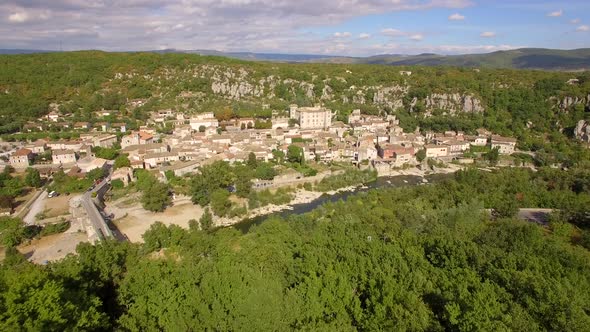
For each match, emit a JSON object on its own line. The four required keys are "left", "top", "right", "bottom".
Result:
{"left": 570, "top": 18, "right": 580, "bottom": 24}
{"left": 480, "top": 31, "right": 496, "bottom": 38}
{"left": 333, "top": 31, "right": 352, "bottom": 38}
{"left": 577, "top": 25, "right": 590, "bottom": 32}
{"left": 381, "top": 28, "right": 404, "bottom": 37}
{"left": 448, "top": 13, "right": 465, "bottom": 21}
{"left": 409, "top": 34, "right": 423, "bottom": 41}
{"left": 8, "top": 12, "right": 29, "bottom": 23}
{"left": 430, "top": 44, "right": 523, "bottom": 54}
{"left": 547, "top": 9, "right": 562, "bottom": 17}
{"left": 0, "top": 0, "right": 513, "bottom": 56}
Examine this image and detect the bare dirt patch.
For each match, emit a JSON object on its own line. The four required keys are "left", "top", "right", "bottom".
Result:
{"left": 109, "top": 198, "right": 204, "bottom": 243}
{"left": 43, "top": 195, "right": 71, "bottom": 218}
{"left": 18, "top": 232, "right": 88, "bottom": 264}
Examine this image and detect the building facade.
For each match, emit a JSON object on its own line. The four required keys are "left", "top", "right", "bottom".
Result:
{"left": 290, "top": 105, "right": 333, "bottom": 129}
{"left": 10, "top": 148, "right": 33, "bottom": 168}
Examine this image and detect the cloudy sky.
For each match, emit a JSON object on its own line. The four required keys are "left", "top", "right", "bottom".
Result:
{"left": 1, "top": 0, "right": 589, "bottom": 56}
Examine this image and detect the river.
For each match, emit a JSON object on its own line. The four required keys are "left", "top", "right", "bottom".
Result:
{"left": 233, "top": 172, "right": 455, "bottom": 233}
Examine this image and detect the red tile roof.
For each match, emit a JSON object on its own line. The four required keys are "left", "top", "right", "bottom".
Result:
{"left": 13, "top": 148, "right": 32, "bottom": 156}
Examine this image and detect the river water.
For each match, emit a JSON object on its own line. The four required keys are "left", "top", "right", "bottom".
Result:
{"left": 233, "top": 172, "right": 455, "bottom": 233}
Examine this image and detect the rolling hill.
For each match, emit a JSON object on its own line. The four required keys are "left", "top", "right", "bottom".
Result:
{"left": 3, "top": 48, "right": 589, "bottom": 70}
{"left": 334, "top": 48, "right": 590, "bottom": 71}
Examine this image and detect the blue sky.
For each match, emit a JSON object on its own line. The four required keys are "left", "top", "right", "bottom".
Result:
{"left": 1, "top": 0, "right": 589, "bottom": 56}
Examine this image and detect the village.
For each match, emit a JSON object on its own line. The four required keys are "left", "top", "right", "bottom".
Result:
{"left": 6, "top": 104, "right": 517, "bottom": 182}
{"left": 1, "top": 103, "right": 521, "bottom": 262}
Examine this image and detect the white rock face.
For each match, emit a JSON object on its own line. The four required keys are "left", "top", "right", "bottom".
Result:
{"left": 372, "top": 85, "right": 407, "bottom": 110}
{"left": 424, "top": 93, "right": 484, "bottom": 114}
{"left": 111, "top": 64, "right": 490, "bottom": 115}
{"left": 558, "top": 94, "right": 590, "bottom": 110}
{"left": 575, "top": 120, "right": 590, "bottom": 143}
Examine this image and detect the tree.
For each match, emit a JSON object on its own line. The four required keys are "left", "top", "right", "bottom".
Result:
{"left": 493, "top": 197, "right": 519, "bottom": 218}
{"left": 24, "top": 168, "right": 42, "bottom": 188}
{"left": 416, "top": 149, "right": 426, "bottom": 163}
{"left": 287, "top": 145, "right": 304, "bottom": 164}
{"left": 235, "top": 176, "right": 252, "bottom": 198}
{"left": 272, "top": 150, "right": 285, "bottom": 163}
{"left": 0, "top": 217, "right": 26, "bottom": 247}
{"left": 247, "top": 152, "right": 258, "bottom": 168}
{"left": 93, "top": 147, "right": 118, "bottom": 160}
{"left": 142, "top": 222, "right": 186, "bottom": 252}
{"left": 215, "top": 107, "right": 233, "bottom": 122}
{"left": 190, "top": 175, "right": 210, "bottom": 206}
{"left": 210, "top": 188, "right": 231, "bottom": 216}
{"left": 255, "top": 163, "right": 277, "bottom": 180}
{"left": 0, "top": 177, "right": 23, "bottom": 198}
{"left": 198, "top": 125, "right": 206, "bottom": 133}
{"left": 135, "top": 169, "right": 157, "bottom": 192}
{"left": 110, "top": 179, "right": 124, "bottom": 189}
{"left": 190, "top": 161, "right": 236, "bottom": 207}
{"left": 86, "top": 168, "right": 106, "bottom": 181}
{"left": 199, "top": 207, "right": 213, "bottom": 231}
{"left": 141, "top": 182, "right": 170, "bottom": 212}
{"left": 485, "top": 147, "right": 500, "bottom": 166}
{"left": 114, "top": 155, "right": 131, "bottom": 169}
{"left": 0, "top": 195, "right": 15, "bottom": 210}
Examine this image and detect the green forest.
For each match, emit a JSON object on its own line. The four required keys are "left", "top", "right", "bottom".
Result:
{"left": 1, "top": 168, "right": 590, "bottom": 331}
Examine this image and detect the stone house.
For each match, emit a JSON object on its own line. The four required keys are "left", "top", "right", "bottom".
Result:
{"left": 52, "top": 149, "right": 77, "bottom": 165}
{"left": 121, "top": 131, "right": 154, "bottom": 148}
{"left": 425, "top": 144, "right": 449, "bottom": 159}
{"left": 92, "top": 134, "right": 118, "bottom": 148}
{"left": 10, "top": 148, "right": 34, "bottom": 168}
{"left": 144, "top": 152, "right": 179, "bottom": 168}
{"left": 491, "top": 135, "right": 517, "bottom": 155}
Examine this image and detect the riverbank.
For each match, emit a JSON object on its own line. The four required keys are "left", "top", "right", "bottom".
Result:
{"left": 218, "top": 164, "right": 465, "bottom": 229}
{"left": 107, "top": 164, "right": 465, "bottom": 241}
{"left": 215, "top": 184, "right": 360, "bottom": 227}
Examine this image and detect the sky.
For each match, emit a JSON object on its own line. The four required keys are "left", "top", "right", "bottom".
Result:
{"left": 1, "top": 0, "right": 589, "bottom": 56}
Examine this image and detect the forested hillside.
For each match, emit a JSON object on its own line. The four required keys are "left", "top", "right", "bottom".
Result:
{"left": 341, "top": 48, "right": 590, "bottom": 71}
{"left": 1, "top": 51, "right": 589, "bottom": 138}
{"left": 1, "top": 168, "right": 590, "bottom": 330}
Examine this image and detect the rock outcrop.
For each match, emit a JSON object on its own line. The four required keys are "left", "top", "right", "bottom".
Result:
{"left": 110, "top": 64, "right": 489, "bottom": 115}
{"left": 575, "top": 120, "right": 590, "bottom": 143}
{"left": 423, "top": 93, "right": 484, "bottom": 114}
{"left": 557, "top": 94, "right": 590, "bottom": 110}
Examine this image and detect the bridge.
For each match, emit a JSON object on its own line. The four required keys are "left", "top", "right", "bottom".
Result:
{"left": 69, "top": 169, "right": 115, "bottom": 242}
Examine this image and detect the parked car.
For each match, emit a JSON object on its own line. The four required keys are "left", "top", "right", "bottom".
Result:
{"left": 48, "top": 191, "right": 58, "bottom": 198}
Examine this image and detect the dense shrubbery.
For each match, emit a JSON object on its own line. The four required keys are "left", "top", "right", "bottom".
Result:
{"left": 135, "top": 170, "right": 170, "bottom": 212}
{"left": 0, "top": 218, "right": 70, "bottom": 247}
{"left": 1, "top": 168, "right": 590, "bottom": 330}
{"left": 314, "top": 168, "right": 377, "bottom": 192}
{"left": 247, "top": 187, "right": 294, "bottom": 209}
{"left": 48, "top": 170, "right": 93, "bottom": 194}
{"left": 39, "top": 221, "right": 70, "bottom": 237}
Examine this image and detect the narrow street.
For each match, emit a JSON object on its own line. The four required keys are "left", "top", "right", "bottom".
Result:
{"left": 23, "top": 190, "right": 47, "bottom": 225}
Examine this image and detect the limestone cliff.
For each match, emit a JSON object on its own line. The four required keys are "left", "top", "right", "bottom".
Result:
{"left": 575, "top": 120, "right": 590, "bottom": 143}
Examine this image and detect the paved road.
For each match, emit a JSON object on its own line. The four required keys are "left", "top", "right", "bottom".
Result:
{"left": 79, "top": 169, "right": 114, "bottom": 241}
{"left": 80, "top": 193, "right": 113, "bottom": 240}
{"left": 23, "top": 190, "right": 47, "bottom": 225}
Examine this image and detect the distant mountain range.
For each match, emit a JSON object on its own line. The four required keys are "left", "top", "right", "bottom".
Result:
{"left": 2, "top": 48, "right": 589, "bottom": 71}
